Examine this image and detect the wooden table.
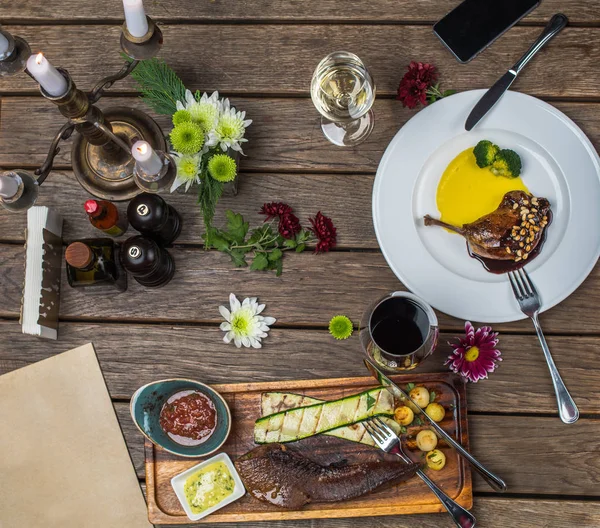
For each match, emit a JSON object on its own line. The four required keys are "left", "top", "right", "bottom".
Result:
{"left": 1, "top": 2, "right": 600, "bottom": 527}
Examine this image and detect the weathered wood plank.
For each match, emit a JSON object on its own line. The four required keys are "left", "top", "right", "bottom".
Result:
{"left": 1, "top": 243, "right": 600, "bottom": 333}
{"left": 0, "top": 320, "right": 597, "bottom": 413}
{"left": 0, "top": 25, "right": 598, "bottom": 97}
{"left": 1, "top": 97, "right": 599, "bottom": 173}
{"left": 149, "top": 496, "right": 600, "bottom": 528}
{"left": 3, "top": 0, "right": 598, "bottom": 24}
{"left": 115, "top": 403, "right": 600, "bottom": 495}
{"left": 0, "top": 171, "right": 376, "bottom": 248}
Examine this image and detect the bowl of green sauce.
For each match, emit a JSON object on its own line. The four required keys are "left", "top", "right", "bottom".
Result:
{"left": 171, "top": 452, "right": 246, "bottom": 521}
{"left": 130, "top": 378, "right": 231, "bottom": 457}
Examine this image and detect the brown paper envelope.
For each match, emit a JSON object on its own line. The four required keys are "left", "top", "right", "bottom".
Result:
{"left": 0, "top": 343, "right": 153, "bottom": 528}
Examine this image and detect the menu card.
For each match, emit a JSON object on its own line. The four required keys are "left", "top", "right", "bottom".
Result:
{"left": 0, "top": 344, "right": 152, "bottom": 528}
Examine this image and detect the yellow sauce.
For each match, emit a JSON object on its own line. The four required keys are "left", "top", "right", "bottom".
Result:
{"left": 436, "top": 148, "right": 529, "bottom": 228}
{"left": 184, "top": 461, "right": 235, "bottom": 514}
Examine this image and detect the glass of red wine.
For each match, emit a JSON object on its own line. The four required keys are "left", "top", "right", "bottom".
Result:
{"left": 360, "top": 292, "right": 438, "bottom": 372}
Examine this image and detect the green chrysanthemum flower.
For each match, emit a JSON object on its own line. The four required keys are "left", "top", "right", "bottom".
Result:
{"left": 189, "top": 102, "right": 220, "bottom": 133}
{"left": 170, "top": 122, "right": 204, "bottom": 155}
{"left": 172, "top": 109, "right": 192, "bottom": 126}
{"left": 329, "top": 315, "right": 353, "bottom": 340}
{"left": 207, "top": 154, "right": 237, "bottom": 182}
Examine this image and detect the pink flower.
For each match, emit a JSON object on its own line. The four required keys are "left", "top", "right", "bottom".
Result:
{"left": 446, "top": 322, "right": 502, "bottom": 383}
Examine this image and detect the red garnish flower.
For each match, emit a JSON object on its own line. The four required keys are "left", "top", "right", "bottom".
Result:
{"left": 446, "top": 322, "right": 502, "bottom": 383}
{"left": 278, "top": 213, "right": 301, "bottom": 239}
{"left": 309, "top": 212, "right": 337, "bottom": 253}
{"left": 396, "top": 61, "right": 438, "bottom": 109}
{"left": 259, "top": 202, "right": 293, "bottom": 221}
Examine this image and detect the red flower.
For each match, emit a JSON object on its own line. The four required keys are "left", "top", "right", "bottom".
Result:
{"left": 397, "top": 62, "right": 438, "bottom": 109}
{"left": 309, "top": 212, "right": 337, "bottom": 253}
{"left": 259, "top": 202, "right": 293, "bottom": 221}
{"left": 278, "top": 213, "right": 301, "bottom": 239}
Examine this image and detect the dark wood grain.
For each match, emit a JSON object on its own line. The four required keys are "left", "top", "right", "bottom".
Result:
{"left": 115, "top": 402, "right": 600, "bottom": 496}
{"left": 0, "top": 171, "right": 377, "bottom": 249}
{"left": 0, "top": 320, "right": 598, "bottom": 414}
{"left": 2, "top": 243, "right": 600, "bottom": 333}
{"left": 3, "top": 0, "right": 598, "bottom": 24}
{"left": 150, "top": 497, "right": 600, "bottom": 528}
{"left": 1, "top": 97, "right": 599, "bottom": 173}
{"left": 0, "top": 26, "right": 598, "bottom": 96}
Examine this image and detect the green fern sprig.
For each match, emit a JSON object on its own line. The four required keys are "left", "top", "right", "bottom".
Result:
{"left": 198, "top": 170, "right": 224, "bottom": 245}
{"left": 126, "top": 56, "right": 187, "bottom": 115}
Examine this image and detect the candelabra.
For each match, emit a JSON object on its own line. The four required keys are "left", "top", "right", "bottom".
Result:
{"left": 0, "top": 10, "right": 176, "bottom": 205}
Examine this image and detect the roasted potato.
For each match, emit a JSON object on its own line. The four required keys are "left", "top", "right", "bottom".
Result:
{"left": 409, "top": 386, "right": 429, "bottom": 408}
{"left": 425, "top": 403, "right": 445, "bottom": 423}
{"left": 426, "top": 449, "right": 446, "bottom": 471}
{"left": 416, "top": 429, "right": 438, "bottom": 452}
{"left": 394, "top": 406, "right": 414, "bottom": 426}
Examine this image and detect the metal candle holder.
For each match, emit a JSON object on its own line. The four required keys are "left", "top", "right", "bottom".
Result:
{"left": 0, "top": 19, "right": 169, "bottom": 201}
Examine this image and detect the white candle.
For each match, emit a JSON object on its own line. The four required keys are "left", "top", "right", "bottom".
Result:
{"left": 132, "top": 141, "right": 163, "bottom": 175}
{"left": 0, "top": 172, "right": 20, "bottom": 199}
{"left": 26, "top": 53, "right": 68, "bottom": 97}
{"left": 0, "top": 31, "right": 10, "bottom": 57}
{"left": 123, "top": 0, "right": 149, "bottom": 38}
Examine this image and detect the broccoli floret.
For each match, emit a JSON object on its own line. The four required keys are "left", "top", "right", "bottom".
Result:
{"left": 473, "top": 140, "right": 499, "bottom": 168}
{"left": 491, "top": 149, "right": 522, "bottom": 178}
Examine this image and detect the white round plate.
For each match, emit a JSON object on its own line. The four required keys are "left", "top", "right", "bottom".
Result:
{"left": 373, "top": 90, "right": 600, "bottom": 323}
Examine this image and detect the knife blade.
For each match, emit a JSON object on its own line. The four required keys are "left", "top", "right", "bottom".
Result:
{"left": 465, "top": 13, "right": 568, "bottom": 131}
{"left": 364, "top": 358, "right": 507, "bottom": 492}
{"left": 464, "top": 71, "right": 516, "bottom": 131}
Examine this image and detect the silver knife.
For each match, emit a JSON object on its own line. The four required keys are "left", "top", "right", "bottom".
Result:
{"left": 364, "top": 358, "right": 507, "bottom": 492}
{"left": 465, "top": 13, "right": 568, "bottom": 131}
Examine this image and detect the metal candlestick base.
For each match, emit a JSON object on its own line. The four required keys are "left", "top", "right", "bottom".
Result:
{"left": 0, "top": 36, "right": 31, "bottom": 77}
{"left": 71, "top": 107, "right": 166, "bottom": 201}
{"left": 120, "top": 17, "right": 163, "bottom": 60}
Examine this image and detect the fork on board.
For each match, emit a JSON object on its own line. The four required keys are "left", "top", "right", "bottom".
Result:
{"left": 364, "top": 417, "right": 476, "bottom": 528}
{"left": 507, "top": 268, "right": 579, "bottom": 424}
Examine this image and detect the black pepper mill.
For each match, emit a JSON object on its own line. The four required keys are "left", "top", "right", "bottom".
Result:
{"left": 127, "top": 193, "right": 182, "bottom": 246}
{"left": 120, "top": 235, "right": 175, "bottom": 288}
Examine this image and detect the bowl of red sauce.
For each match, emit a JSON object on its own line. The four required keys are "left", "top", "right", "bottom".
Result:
{"left": 130, "top": 379, "right": 231, "bottom": 457}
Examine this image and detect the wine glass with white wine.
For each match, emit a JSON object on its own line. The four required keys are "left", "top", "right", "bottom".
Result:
{"left": 310, "top": 51, "right": 376, "bottom": 147}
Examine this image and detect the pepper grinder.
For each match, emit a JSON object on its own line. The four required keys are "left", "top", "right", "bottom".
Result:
{"left": 120, "top": 235, "right": 175, "bottom": 288}
{"left": 127, "top": 193, "right": 182, "bottom": 246}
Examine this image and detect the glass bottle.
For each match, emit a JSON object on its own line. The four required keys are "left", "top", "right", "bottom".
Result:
{"left": 65, "top": 239, "right": 127, "bottom": 291}
{"left": 84, "top": 199, "right": 128, "bottom": 237}
{"left": 0, "top": 170, "right": 39, "bottom": 212}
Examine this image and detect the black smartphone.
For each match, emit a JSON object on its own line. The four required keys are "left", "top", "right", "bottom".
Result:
{"left": 433, "top": 0, "right": 541, "bottom": 63}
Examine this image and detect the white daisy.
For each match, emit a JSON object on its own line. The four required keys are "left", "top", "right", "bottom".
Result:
{"left": 207, "top": 99, "right": 252, "bottom": 154}
{"left": 219, "top": 293, "right": 276, "bottom": 349}
{"left": 170, "top": 152, "right": 202, "bottom": 192}
{"left": 176, "top": 89, "right": 220, "bottom": 134}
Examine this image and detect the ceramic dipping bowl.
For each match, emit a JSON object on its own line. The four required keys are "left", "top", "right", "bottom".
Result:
{"left": 130, "top": 378, "right": 231, "bottom": 457}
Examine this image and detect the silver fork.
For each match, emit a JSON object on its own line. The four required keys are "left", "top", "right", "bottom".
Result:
{"left": 364, "top": 417, "right": 476, "bottom": 528}
{"left": 508, "top": 268, "right": 579, "bottom": 424}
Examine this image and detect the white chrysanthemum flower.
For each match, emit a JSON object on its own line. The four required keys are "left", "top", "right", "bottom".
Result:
{"left": 207, "top": 99, "right": 252, "bottom": 154}
{"left": 170, "top": 152, "right": 202, "bottom": 192}
{"left": 219, "top": 293, "right": 276, "bottom": 349}
{"left": 176, "top": 89, "right": 220, "bottom": 134}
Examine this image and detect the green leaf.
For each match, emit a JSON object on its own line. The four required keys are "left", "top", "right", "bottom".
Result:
{"left": 275, "top": 258, "right": 283, "bottom": 277}
{"left": 126, "top": 56, "right": 187, "bottom": 115}
{"left": 250, "top": 253, "right": 269, "bottom": 271}
{"left": 429, "top": 391, "right": 436, "bottom": 403}
{"left": 198, "top": 175, "right": 224, "bottom": 237}
{"left": 204, "top": 228, "right": 231, "bottom": 252}
{"left": 295, "top": 243, "right": 306, "bottom": 253}
{"left": 442, "top": 89, "right": 457, "bottom": 97}
{"left": 406, "top": 382, "right": 415, "bottom": 391}
{"left": 283, "top": 239, "right": 297, "bottom": 249}
{"left": 413, "top": 416, "right": 423, "bottom": 426}
{"left": 268, "top": 248, "right": 283, "bottom": 262}
{"left": 225, "top": 210, "right": 249, "bottom": 244}
{"left": 228, "top": 249, "right": 248, "bottom": 267}
{"left": 400, "top": 426, "right": 407, "bottom": 434}
{"left": 366, "top": 393, "right": 376, "bottom": 411}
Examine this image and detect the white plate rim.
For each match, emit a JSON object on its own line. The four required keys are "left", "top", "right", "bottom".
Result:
{"left": 373, "top": 89, "right": 600, "bottom": 323}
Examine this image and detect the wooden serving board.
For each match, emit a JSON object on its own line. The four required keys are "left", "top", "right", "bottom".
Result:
{"left": 145, "top": 372, "right": 472, "bottom": 524}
